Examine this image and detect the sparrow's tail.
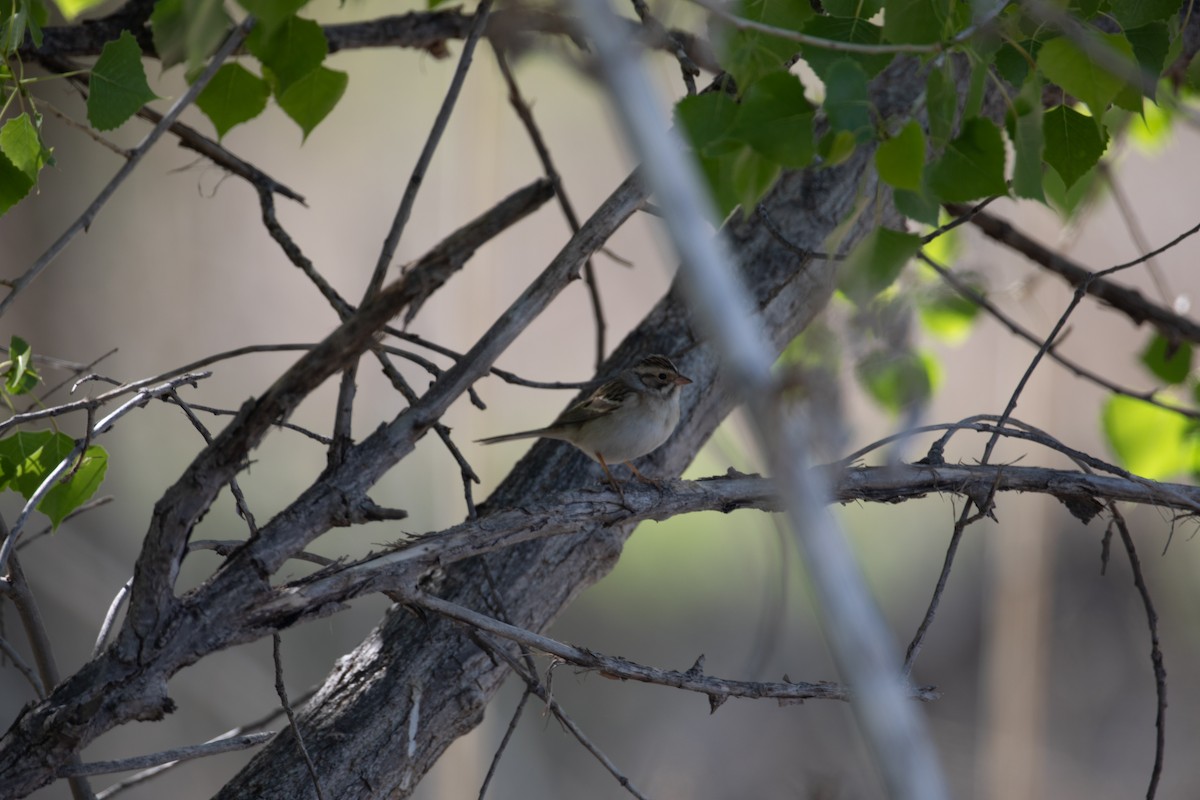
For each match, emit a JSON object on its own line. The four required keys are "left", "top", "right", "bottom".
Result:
{"left": 475, "top": 429, "right": 548, "bottom": 445}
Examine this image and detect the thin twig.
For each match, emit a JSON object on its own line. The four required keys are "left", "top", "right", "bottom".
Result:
{"left": 494, "top": 47, "right": 609, "bottom": 369}
{"left": 272, "top": 633, "right": 327, "bottom": 800}
{"left": 363, "top": 0, "right": 494, "bottom": 299}
{"left": 950, "top": 206, "right": 1200, "bottom": 345}
{"left": 94, "top": 690, "right": 318, "bottom": 799}
{"left": 472, "top": 632, "right": 652, "bottom": 800}
{"left": 1108, "top": 506, "right": 1167, "bottom": 800}
{"left": 4, "top": 545, "right": 96, "bottom": 799}
{"left": 0, "top": 633, "right": 46, "bottom": 698}
{"left": 58, "top": 733, "right": 275, "bottom": 778}
{"left": 918, "top": 251, "right": 1200, "bottom": 419}
{"left": 477, "top": 688, "right": 532, "bottom": 799}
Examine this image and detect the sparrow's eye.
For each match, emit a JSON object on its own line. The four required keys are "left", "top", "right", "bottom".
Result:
{"left": 658, "top": 372, "right": 667, "bottom": 380}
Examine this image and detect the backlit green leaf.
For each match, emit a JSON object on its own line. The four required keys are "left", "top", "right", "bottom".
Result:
{"left": 1103, "top": 394, "right": 1193, "bottom": 479}
{"left": 39, "top": 445, "right": 107, "bottom": 529}
{"left": 49, "top": 0, "right": 106, "bottom": 21}
{"left": 0, "top": 431, "right": 73, "bottom": 498}
{"left": 0, "top": 152, "right": 33, "bottom": 215}
{"left": 0, "top": 113, "right": 50, "bottom": 181}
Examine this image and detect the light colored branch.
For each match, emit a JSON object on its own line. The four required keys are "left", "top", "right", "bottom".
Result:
{"left": 59, "top": 733, "right": 274, "bottom": 779}
{"left": 568, "top": 1, "right": 950, "bottom": 797}
{"left": 418, "top": 592, "right": 937, "bottom": 705}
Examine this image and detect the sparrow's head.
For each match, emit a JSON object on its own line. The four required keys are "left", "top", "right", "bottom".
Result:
{"left": 631, "top": 354, "right": 692, "bottom": 395}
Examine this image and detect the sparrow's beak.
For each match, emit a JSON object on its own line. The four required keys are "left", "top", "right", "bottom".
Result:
{"left": 674, "top": 374, "right": 693, "bottom": 386}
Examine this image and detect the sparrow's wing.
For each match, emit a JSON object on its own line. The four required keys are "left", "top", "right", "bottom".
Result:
{"left": 552, "top": 378, "right": 631, "bottom": 427}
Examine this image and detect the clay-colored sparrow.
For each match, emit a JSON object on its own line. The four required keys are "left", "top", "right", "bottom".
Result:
{"left": 477, "top": 354, "right": 692, "bottom": 491}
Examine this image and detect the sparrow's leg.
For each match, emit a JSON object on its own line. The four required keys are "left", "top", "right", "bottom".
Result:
{"left": 624, "top": 461, "right": 661, "bottom": 487}
{"left": 596, "top": 453, "right": 627, "bottom": 503}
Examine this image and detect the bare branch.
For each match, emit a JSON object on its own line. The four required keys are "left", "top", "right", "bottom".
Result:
{"left": 951, "top": 205, "right": 1200, "bottom": 345}
{"left": 58, "top": 733, "right": 274, "bottom": 779}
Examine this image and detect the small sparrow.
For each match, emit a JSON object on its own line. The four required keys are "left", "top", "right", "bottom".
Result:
{"left": 477, "top": 354, "right": 692, "bottom": 493}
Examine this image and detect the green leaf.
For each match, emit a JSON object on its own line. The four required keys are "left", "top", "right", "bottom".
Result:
{"left": 150, "top": 0, "right": 232, "bottom": 74}
{"left": 857, "top": 349, "right": 937, "bottom": 413}
{"left": 39, "top": 445, "right": 107, "bottom": 529}
{"left": 1007, "top": 77, "right": 1045, "bottom": 201}
{"left": 837, "top": 227, "right": 920, "bottom": 304}
{"left": 730, "top": 146, "right": 781, "bottom": 213}
{"left": 1042, "top": 156, "right": 1100, "bottom": 217}
{"left": 882, "top": 0, "right": 947, "bottom": 44}
{"left": 817, "top": 129, "right": 857, "bottom": 165}
{"left": 918, "top": 285, "right": 981, "bottom": 343}
{"left": 0, "top": 151, "right": 33, "bottom": 215}
{"left": 1037, "top": 34, "right": 1135, "bottom": 118}
{"left": 675, "top": 92, "right": 741, "bottom": 157}
{"left": 1043, "top": 104, "right": 1107, "bottom": 190}
{"left": 1110, "top": 0, "right": 1182, "bottom": 29}
{"left": 0, "top": 431, "right": 73, "bottom": 498}
{"left": 1124, "top": 22, "right": 1169, "bottom": 100}
{"left": 236, "top": 0, "right": 309, "bottom": 32}
{"left": 925, "top": 64, "right": 956, "bottom": 150}
{"left": 1140, "top": 333, "right": 1192, "bottom": 384}
{"left": 822, "top": 0, "right": 883, "bottom": 17}
{"left": 196, "top": 63, "right": 270, "bottom": 138}
{"left": 88, "top": 31, "right": 159, "bottom": 131}
{"left": 49, "top": 0, "right": 107, "bottom": 21}
{"left": 927, "top": 117, "right": 1007, "bottom": 202}
{"left": 893, "top": 185, "right": 939, "bottom": 225}
{"left": 823, "top": 58, "right": 872, "bottom": 141}
{"left": 246, "top": 14, "right": 327, "bottom": 93}
{"left": 695, "top": 150, "right": 741, "bottom": 218}
{"left": 994, "top": 40, "right": 1040, "bottom": 88}
{"left": 5, "top": 335, "right": 39, "bottom": 395}
{"left": 0, "top": 113, "right": 50, "bottom": 181}
{"left": 721, "top": 0, "right": 813, "bottom": 91}
{"left": 800, "top": 17, "right": 892, "bottom": 80}
{"left": 1102, "top": 395, "right": 1193, "bottom": 479}
{"left": 875, "top": 120, "right": 924, "bottom": 191}
{"left": 276, "top": 65, "right": 348, "bottom": 140}
{"left": 731, "top": 70, "right": 814, "bottom": 168}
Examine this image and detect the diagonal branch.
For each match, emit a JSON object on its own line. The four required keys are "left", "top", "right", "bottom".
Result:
{"left": 950, "top": 204, "right": 1200, "bottom": 345}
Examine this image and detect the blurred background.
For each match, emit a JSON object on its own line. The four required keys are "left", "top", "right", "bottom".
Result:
{"left": 2, "top": 0, "right": 1200, "bottom": 797}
